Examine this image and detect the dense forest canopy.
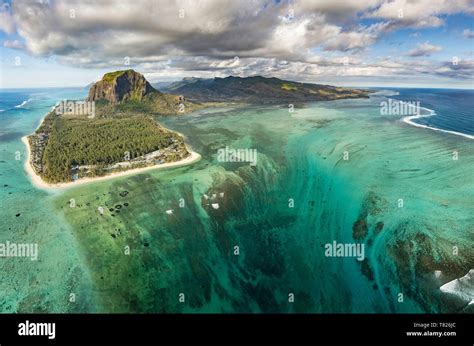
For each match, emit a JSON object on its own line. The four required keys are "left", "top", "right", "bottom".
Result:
{"left": 41, "top": 116, "right": 176, "bottom": 182}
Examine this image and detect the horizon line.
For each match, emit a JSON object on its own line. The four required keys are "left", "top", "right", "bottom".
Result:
{"left": 1, "top": 84, "right": 473, "bottom": 91}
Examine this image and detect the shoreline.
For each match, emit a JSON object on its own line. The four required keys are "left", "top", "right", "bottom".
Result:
{"left": 21, "top": 135, "right": 201, "bottom": 191}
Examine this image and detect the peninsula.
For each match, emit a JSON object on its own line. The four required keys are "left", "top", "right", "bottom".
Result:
{"left": 24, "top": 70, "right": 203, "bottom": 188}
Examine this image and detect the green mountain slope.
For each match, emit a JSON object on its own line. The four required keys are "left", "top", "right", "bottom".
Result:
{"left": 163, "top": 75, "right": 370, "bottom": 103}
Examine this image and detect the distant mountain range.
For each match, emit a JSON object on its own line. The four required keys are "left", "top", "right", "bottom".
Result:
{"left": 161, "top": 75, "right": 370, "bottom": 103}
{"left": 85, "top": 70, "right": 370, "bottom": 114}
{"left": 151, "top": 81, "right": 178, "bottom": 90}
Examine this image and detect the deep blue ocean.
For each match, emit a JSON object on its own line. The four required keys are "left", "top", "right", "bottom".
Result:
{"left": 1, "top": 87, "right": 472, "bottom": 140}
{"left": 380, "top": 88, "right": 474, "bottom": 136}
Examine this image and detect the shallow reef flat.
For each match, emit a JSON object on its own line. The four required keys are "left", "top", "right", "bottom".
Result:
{"left": 52, "top": 98, "right": 473, "bottom": 313}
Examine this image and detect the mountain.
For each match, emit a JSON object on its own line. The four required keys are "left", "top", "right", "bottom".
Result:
{"left": 152, "top": 81, "right": 177, "bottom": 91}
{"left": 152, "top": 78, "right": 206, "bottom": 91}
{"left": 86, "top": 70, "right": 207, "bottom": 115}
{"left": 87, "top": 69, "right": 156, "bottom": 104}
{"left": 85, "top": 71, "right": 370, "bottom": 114}
{"left": 83, "top": 82, "right": 95, "bottom": 90}
{"left": 163, "top": 77, "right": 205, "bottom": 91}
{"left": 162, "top": 75, "right": 370, "bottom": 103}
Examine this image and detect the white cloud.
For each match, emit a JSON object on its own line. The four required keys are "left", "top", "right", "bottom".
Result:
{"left": 1, "top": 0, "right": 473, "bottom": 84}
{"left": 0, "top": 1, "right": 15, "bottom": 34}
{"left": 463, "top": 29, "right": 474, "bottom": 38}
{"left": 367, "top": 0, "right": 474, "bottom": 28}
{"left": 3, "top": 39, "right": 24, "bottom": 49}
{"left": 407, "top": 42, "right": 442, "bottom": 57}
{"left": 8, "top": 0, "right": 389, "bottom": 62}
{"left": 322, "top": 22, "right": 389, "bottom": 51}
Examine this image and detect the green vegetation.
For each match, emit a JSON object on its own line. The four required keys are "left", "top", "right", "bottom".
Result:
{"left": 40, "top": 116, "right": 176, "bottom": 183}
{"left": 102, "top": 70, "right": 133, "bottom": 83}
{"left": 164, "top": 75, "right": 370, "bottom": 103}
{"left": 103, "top": 99, "right": 155, "bottom": 115}
{"left": 91, "top": 94, "right": 209, "bottom": 118}
{"left": 281, "top": 83, "right": 297, "bottom": 91}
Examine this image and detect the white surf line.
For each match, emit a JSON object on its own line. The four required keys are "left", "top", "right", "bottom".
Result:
{"left": 439, "top": 269, "right": 474, "bottom": 307}
{"left": 14, "top": 98, "right": 33, "bottom": 108}
{"left": 371, "top": 90, "right": 400, "bottom": 97}
{"left": 398, "top": 100, "right": 474, "bottom": 140}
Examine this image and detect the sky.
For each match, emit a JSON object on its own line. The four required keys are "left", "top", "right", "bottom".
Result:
{"left": 0, "top": 0, "right": 473, "bottom": 89}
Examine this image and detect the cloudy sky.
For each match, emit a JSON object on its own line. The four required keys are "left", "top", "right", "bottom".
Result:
{"left": 1, "top": 0, "right": 473, "bottom": 88}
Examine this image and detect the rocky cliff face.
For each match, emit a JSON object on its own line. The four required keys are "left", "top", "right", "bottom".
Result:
{"left": 87, "top": 70, "right": 158, "bottom": 104}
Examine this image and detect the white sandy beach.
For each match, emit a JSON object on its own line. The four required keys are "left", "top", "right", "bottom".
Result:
{"left": 21, "top": 135, "right": 201, "bottom": 190}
